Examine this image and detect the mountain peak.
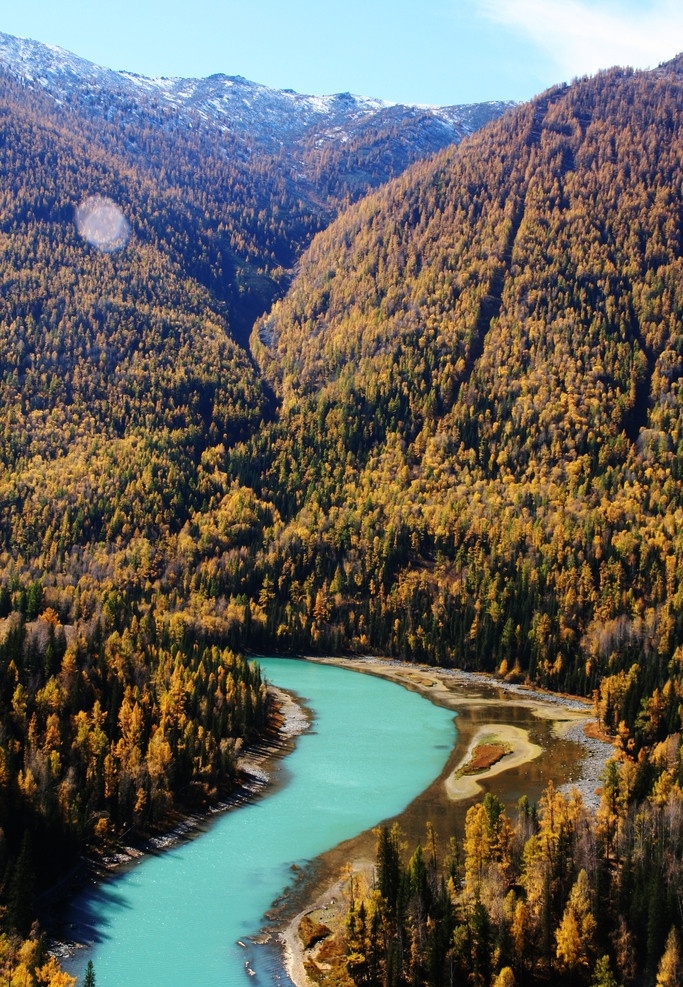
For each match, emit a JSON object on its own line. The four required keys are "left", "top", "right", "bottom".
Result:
{"left": 0, "top": 30, "right": 512, "bottom": 149}
{"left": 0, "top": 29, "right": 514, "bottom": 194}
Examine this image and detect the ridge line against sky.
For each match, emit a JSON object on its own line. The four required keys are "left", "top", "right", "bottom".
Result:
{"left": 2, "top": 0, "right": 682, "bottom": 107}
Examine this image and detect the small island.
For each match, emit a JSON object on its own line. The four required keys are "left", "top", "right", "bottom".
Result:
{"left": 445, "top": 724, "right": 543, "bottom": 800}
{"left": 461, "top": 739, "right": 511, "bottom": 773}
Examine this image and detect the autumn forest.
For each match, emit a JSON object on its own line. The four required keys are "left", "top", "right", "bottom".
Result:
{"left": 1, "top": 43, "right": 683, "bottom": 987}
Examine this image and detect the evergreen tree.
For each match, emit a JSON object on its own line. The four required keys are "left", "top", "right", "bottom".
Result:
{"left": 376, "top": 824, "right": 403, "bottom": 917}
{"left": 7, "top": 833, "right": 35, "bottom": 936}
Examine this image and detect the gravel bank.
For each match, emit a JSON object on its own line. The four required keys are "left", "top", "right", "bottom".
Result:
{"left": 557, "top": 720, "right": 614, "bottom": 813}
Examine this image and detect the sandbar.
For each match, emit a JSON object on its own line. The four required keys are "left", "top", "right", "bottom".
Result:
{"left": 278, "top": 656, "right": 612, "bottom": 987}
{"left": 445, "top": 723, "right": 542, "bottom": 800}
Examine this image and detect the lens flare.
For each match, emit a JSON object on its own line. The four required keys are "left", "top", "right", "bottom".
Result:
{"left": 75, "top": 195, "right": 130, "bottom": 252}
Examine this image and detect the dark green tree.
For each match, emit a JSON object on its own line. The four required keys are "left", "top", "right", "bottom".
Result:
{"left": 376, "top": 824, "right": 403, "bottom": 917}
{"left": 7, "top": 832, "right": 35, "bottom": 936}
{"left": 82, "top": 960, "right": 96, "bottom": 987}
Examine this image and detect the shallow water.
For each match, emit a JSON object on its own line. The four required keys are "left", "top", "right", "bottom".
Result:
{"left": 62, "top": 657, "right": 458, "bottom": 987}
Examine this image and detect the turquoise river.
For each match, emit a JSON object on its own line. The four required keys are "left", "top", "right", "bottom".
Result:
{"left": 62, "top": 657, "right": 458, "bottom": 986}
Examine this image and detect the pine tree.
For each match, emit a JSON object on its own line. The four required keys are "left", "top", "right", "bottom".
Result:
{"left": 82, "top": 960, "right": 96, "bottom": 987}
{"left": 555, "top": 869, "right": 597, "bottom": 972}
{"left": 7, "top": 833, "right": 35, "bottom": 936}
{"left": 376, "top": 824, "right": 403, "bottom": 916}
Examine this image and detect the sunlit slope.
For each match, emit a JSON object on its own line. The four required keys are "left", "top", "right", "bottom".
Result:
{"left": 0, "top": 76, "right": 272, "bottom": 558}
{"left": 243, "top": 61, "right": 683, "bottom": 704}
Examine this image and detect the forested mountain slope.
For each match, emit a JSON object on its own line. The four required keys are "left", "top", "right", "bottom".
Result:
{"left": 0, "top": 40, "right": 510, "bottom": 959}
{"left": 0, "top": 32, "right": 511, "bottom": 275}
{"left": 239, "top": 61, "right": 683, "bottom": 983}
{"left": 244, "top": 58, "right": 683, "bottom": 730}
{"left": 3, "top": 33, "right": 683, "bottom": 982}
{"left": 0, "top": 32, "right": 511, "bottom": 351}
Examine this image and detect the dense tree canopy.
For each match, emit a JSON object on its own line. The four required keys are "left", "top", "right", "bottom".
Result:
{"left": 339, "top": 769, "right": 683, "bottom": 987}
{"left": 2, "top": 49, "right": 683, "bottom": 982}
{"left": 241, "top": 61, "right": 683, "bottom": 718}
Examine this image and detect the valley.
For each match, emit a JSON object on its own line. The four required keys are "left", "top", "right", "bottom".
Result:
{"left": 0, "top": 31, "right": 683, "bottom": 987}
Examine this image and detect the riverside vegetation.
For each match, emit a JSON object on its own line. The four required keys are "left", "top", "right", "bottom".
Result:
{"left": 328, "top": 776, "right": 683, "bottom": 987}
{"left": 1, "top": 46, "right": 683, "bottom": 987}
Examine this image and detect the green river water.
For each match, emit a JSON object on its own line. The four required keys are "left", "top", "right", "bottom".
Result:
{"left": 62, "top": 657, "right": 459, "bottom": 986}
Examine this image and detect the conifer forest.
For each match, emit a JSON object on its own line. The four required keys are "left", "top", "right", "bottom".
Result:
{"left": 2, "top": 45, "right": 683, "bottom": 986}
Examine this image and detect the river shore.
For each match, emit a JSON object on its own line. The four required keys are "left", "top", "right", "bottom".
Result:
{"left": 104, "top": 685, "right": 310, "bottom": 864}
{"left": 46, "top": 655, "right": 614, "bottom": 984}
{"left": 278, "top": 656, "right": 615, "bottom": 987}
{"left": 304, "top": 656, "right": 614, "bottom": 810}
{"left": 45, "top": 684, "right": 310, "bottom": 959}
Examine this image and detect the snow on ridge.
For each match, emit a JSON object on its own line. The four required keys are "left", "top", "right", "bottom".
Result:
{"left": 0, "top": 30, "right": 410, "bottom": 124}
{"left": 0, "top": 29, "right": 513, "bottom": 122}
{"left": 0, "top": 30, "right": 514, "bottom": 152}
{"left": 0, "top": 31, "right": 119, "bottom": 85}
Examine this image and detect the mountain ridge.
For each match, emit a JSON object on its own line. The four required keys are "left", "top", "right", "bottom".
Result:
{"left": 0, "top": 31, "right": 514, "bottom": 161}
{"left": 0, "top": 30, "right": 514, "bottom": 351}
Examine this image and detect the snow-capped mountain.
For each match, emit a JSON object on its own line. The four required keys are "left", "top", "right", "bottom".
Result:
{"left": 0, "top": 31, "right": 513, "bottom": 161}
{"left": 0, "top": 30, "right": 516, "bottom": 348}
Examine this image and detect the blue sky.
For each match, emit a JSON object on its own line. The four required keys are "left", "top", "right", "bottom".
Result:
{"left": 2, "top": 0, "right": 683, "bottom": 106}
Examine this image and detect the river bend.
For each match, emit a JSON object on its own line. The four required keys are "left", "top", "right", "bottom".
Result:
{"left": 63, "top": 657, "right": 457, "bottom": 986}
